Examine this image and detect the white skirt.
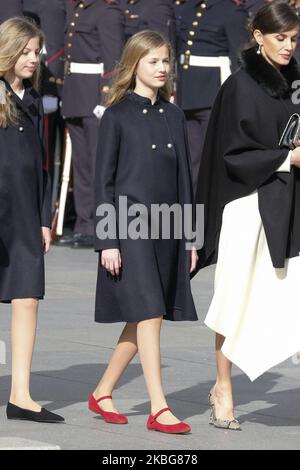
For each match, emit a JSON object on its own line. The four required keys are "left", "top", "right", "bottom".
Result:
{"left": 205, "top": 190, "right": 300, "bottom": 381}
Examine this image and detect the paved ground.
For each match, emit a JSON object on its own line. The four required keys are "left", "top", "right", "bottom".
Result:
{"left": 1, "top": 246, "right": 300, "bottom": 450}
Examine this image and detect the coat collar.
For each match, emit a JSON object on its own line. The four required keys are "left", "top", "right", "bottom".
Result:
{"left": 0, "top": 78, "right": 40, "bottom": 122}
{"left": 239, "top": 46, "right": 300, "bottom": 98}
{"left": 127, "top": 91, "right": 166, "bottom": 107}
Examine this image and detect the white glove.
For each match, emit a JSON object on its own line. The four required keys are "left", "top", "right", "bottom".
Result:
{"left": 93, "top": 105, "right": 106, "bottom": 120}
{"left": 43, "top": 95, "right": 59, "bottom": 114}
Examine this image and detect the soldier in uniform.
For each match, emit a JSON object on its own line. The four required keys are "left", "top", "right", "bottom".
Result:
{"left": 121, "top": 0, "right": 176, "bottom": 46}
{"left": 175, "top": 0, "right": 249, "bottom": 194}
{"left": 0, "top": 0, "right": 22, "bottom": 23}
{"left": 61, "top": 0, "right": 124, "bottom": 248}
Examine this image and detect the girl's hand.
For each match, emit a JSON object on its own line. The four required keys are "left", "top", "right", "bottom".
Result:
{"left": 190, "top": 247, "right": 199, "bottom": 273}
{"left": 41, "top": 226, "right": 51, "bottom": 254}
{"left": 101, "top": 248, "right": 122, "bottom": 276}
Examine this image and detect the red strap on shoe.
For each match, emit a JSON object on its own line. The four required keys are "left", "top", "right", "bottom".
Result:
{"left": 151, "top": 407, "right": 172, "bottom": 423}
{"left": 96, "top": 395, "right": 112, "bottom": 403}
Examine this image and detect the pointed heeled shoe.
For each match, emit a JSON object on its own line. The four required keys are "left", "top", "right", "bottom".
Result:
{"left": 208, "top": 389, "right": 241, "bottom": 431}
{"left": 88, "top": 394, "right": 128, "bottom": 424}
{"left": 147, "top": 407, "right": 191, "bottom": 434}
{"left": 6, "top": 402, "right": 64, "bottom": 423}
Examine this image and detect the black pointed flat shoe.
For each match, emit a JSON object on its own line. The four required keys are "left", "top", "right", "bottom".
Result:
{"left": 6, "top": 402, "right": 65, "bottom": 423}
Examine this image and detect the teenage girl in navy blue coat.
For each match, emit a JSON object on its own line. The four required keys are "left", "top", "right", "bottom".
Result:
{"left": 91, "top": 31, "right": 198, "bottom": 434}
{"left": 0, "top": 17, "right": 64, "bottom": 423}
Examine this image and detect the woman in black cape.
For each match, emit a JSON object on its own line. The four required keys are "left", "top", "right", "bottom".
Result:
{"left": 196, "top": 2, "right": 300, "bottom": 429}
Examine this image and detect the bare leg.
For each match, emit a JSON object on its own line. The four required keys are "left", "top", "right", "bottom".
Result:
{"left": 212, "top": 333, "right": 235, "bottom": 421}
{"left": 137, "top": 316, "right": 181, "bottom": 425}
{"left": 93, "top": 322, "right": 139, "bottom": 413}
{"left": 9, "top": 298, "right": 41, "bottom": 412}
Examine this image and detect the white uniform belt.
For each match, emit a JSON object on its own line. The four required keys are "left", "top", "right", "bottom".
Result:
{"left": 70, "top": 62, "right": 104, "bottom": 74}
{"left": 180, "top": 54, "right": 231, "bottom": 84}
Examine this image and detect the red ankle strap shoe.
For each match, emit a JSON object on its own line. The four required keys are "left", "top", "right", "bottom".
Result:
{"left": 88, "top": 394, "right": 128, "bottom": 424}
{"left": 147, "top": 407, "right": 191, "bottom": 434}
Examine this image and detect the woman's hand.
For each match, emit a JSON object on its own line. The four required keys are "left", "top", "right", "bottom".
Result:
{"left": 41, "top": 226, "right": 51, "bottom": 254}
{"left": 291, "top": 143, "right": 300, "bottom": 168}
{"left": 190, "top": 247, "right": 199, "bottom": 273}
{"left": 101, "top": 248, "right": 122, "bottom": 276}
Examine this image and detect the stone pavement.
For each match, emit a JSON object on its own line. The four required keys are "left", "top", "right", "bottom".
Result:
{"left": 0, "top": 246, "right": 300, "bottom": 450}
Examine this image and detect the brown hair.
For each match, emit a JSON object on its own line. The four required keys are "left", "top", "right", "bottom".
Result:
{"left": 0, "top": 17, "right": 44, "bottom": 127}
{"left": 105, "top": 30, "right": 174, "bottom": 107}
{"left": 246, "top": 1, "right": 300, "bottom": 49}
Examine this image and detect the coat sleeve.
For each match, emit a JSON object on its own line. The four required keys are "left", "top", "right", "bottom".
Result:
{"left": 38, "top": 98, "right": 52, "bottom": 228}
{"left": 97, "top": 2, "right": 125, "bottom": 96}
{"left": 94, "top": 108, "right": 120, "bottom": 252}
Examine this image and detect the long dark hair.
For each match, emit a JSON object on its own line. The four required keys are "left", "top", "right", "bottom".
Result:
{"left": 246, "top": 1, "right": 300, "bottom": 49}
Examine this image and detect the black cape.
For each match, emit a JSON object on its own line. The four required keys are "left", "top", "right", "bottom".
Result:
{"left": 195, "top": 47, "right": 300, "bottom": 272}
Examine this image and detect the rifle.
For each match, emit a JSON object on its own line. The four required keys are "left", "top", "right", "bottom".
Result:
{"left": 51, "top": 128, "right": 72, "bottom": 239}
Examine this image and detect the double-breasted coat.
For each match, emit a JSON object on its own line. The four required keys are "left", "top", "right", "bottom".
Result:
{"left": 0, "top": 79, "right": 51, "bottom": 302}
{"left": 94, "top": 92, "right": 198, "bottom": 323}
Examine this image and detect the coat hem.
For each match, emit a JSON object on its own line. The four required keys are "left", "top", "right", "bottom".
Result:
{"left": 0, "top": 294, "right": 44, "bottom": 304}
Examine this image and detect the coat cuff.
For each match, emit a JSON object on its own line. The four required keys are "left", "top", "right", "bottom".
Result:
{"left": 94, "top": 238, "right": 120, "bottom": 252}
{"left": 276, "top": 150, "right": 291, "bottom": 172}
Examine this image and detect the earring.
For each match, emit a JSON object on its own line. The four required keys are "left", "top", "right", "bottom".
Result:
{"left": 257, "top": 44, "right": 262, "bottom": 55}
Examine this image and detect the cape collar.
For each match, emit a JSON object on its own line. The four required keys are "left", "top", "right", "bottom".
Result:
{"left": 239, "top": 46, "right": 300, "bottom": 98}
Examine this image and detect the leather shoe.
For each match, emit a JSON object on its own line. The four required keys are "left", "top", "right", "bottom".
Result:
{"left": 72, "top": 233, "right": 94, "bottom": 249}
{"left": 53, "top": 233, "right": 77, "bottom": 247}
{"left": 6, "top": 402, "right": 65, "bottom": 423}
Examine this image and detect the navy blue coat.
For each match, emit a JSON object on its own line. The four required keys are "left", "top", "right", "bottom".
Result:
{"left": 0, "top": 79, "right": 51, "bottom": 302}
{"left": 175, "top": 0, "right": 249, "bottom": 110}
{"left": 62, "top": 0, "right": 125, "bottom": 118}
{"left": 94, "top": 92, "right": 197, "bottom": 323}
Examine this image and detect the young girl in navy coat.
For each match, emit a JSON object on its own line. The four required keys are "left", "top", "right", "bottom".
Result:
{"left": 91, "top": 31, "right": 199, "bottom": 434}
{"left": 0, "top": 17, "right": 64, "bottom": 423}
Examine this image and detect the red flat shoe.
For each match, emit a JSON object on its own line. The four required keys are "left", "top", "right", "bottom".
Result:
{"left": 88, "top": 394, "right": 128, "bottom": 424}
{"left": 147, "top": 407, "right": 191, "bottom": 434}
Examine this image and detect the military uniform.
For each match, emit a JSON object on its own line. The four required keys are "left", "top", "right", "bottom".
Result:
{"left": 175, "top": 0, "right": 249, "bottom": 193}
{"left": 39, "top": 0, "right": 66, "bottom": 98}
{"left": 243, "top": 0, "right": 265, "bottom": 17}
{"left": 61, "top": 0, "right": 124, "bottom": 242}
{"left": 121, "top": 0, "right": 176, "bottom": 46}
{"left": 0, "top": 0, "right": 22, "bottom": 23}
